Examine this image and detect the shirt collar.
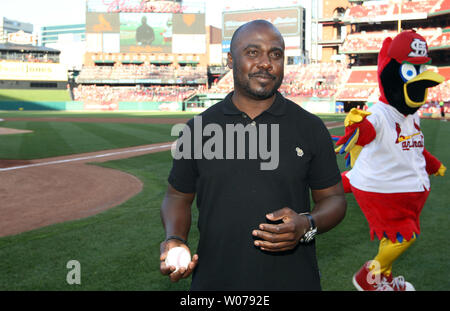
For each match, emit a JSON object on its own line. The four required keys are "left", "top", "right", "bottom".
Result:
{"left": 222, "top": 91, "right": 286, "bottom": 117}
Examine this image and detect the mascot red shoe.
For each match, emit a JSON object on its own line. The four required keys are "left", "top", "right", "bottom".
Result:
{"left": 335, "top": 30, "right": 446, "bottom": 291}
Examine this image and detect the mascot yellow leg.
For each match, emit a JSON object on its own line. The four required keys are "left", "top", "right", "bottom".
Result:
{"left": 371, "top": 233, "right": 417, "bottom": 277}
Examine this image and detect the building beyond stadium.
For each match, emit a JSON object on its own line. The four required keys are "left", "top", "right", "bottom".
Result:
{"left": 0, "top": 17, "right": 33, "bottom": 44}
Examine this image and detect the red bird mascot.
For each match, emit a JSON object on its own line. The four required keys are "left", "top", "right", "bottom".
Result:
{"left": 335, "top": 30, "right": 446, "bottom": 291}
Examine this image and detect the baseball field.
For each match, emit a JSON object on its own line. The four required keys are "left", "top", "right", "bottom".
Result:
{"left": 0, "top": 109, "right": 448, "bottom": 291}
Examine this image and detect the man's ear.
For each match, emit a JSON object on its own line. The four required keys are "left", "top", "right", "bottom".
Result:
{"left": 227, "top": 52, "right": 233, "bottom": 69}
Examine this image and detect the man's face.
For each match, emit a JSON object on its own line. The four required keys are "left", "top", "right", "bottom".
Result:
{"left": 228, "top": 24, "right": 285, "bottom": 100}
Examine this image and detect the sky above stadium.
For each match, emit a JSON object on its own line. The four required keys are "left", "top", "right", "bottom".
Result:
{"left": 1, "top": 0, "right": 305, "bottom": 33}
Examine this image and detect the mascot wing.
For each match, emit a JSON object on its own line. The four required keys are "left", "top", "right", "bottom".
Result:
{"left": 334, "top": 108, "right": 376, "bottom": 167}
{"left": 422, "top": 148, "right": 446, "bottom": 177}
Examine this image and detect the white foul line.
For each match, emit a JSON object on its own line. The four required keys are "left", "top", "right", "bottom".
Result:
{"left": 0, "top": 144, "right": 173, "bottom": 172}
{"left": 327, "top": 124, "right": 344, "bottom": 130}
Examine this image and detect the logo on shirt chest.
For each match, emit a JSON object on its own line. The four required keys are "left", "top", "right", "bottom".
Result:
{"left": 394, "top": 122, "right": 424, "bottom": 151}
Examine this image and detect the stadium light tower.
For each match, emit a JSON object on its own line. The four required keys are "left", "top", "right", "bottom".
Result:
{"left": 310, "top": 0, "right": 320, "bottom": 63}
{"left": 316, "top": 0, "right": 319, "bottom": 62}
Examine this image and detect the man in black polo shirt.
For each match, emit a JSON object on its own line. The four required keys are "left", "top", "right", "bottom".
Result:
{"left": 160, "top": 20, "right": 346, "bottom": 290}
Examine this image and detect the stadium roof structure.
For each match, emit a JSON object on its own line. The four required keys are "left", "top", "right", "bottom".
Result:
{"left": 0, "top": 42, "right": 60, "bottom": 54}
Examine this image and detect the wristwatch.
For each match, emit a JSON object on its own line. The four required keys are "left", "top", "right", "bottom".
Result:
{"left": 299, "top": 213, "right": 318, "bottom": 243}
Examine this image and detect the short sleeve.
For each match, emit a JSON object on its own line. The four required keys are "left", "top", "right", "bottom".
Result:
{"left": 167, "top": 120, "right": 198, "bottom": 193}
{"left": 307, "top": 119, "right": 342, "bottom": 190}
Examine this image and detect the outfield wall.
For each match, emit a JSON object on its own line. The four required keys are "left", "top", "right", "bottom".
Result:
{"left": 0, "top": 101, "right": 183, "bottom": 111}
{"left": 297, "top": 100, "right": 337, "bottom": 114}
{"left": 0, "top": 101, "right": 72, "bottom": 111}
{"left": 288, "top": 97, "right": 340, "bottom": 113}
{"left": 0, "top": 98, "right": 341, "bottom": 113}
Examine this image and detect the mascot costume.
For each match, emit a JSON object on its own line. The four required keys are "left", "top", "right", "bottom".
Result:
{"left": 335, "top": 30, "right": 446, "bottom": 291}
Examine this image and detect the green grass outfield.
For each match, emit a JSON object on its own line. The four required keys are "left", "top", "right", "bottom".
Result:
{"left": 0, "top": 111, "right": 197, "bottom": 159}
{"left": 0, "top": 111, "right": 448, "bottom": 291}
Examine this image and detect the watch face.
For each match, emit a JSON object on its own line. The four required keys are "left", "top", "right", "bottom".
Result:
{"left": 301, "top": 228, "right": 318, "bottom": 243}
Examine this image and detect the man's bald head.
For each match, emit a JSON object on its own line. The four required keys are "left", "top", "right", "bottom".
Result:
{"left": 227, "top": 20, "right": 285, "bottom": 101}
{"left": 229, "top": 20, "right": 284, "bottom": 57}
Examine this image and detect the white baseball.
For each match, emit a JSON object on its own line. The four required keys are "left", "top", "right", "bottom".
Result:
{"left": 165, "top": 247, "right": 191, "bottom": 272}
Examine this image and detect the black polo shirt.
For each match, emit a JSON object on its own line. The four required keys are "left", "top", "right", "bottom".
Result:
{"left": 168, "top": 91, "right": 341, "bottom": 291}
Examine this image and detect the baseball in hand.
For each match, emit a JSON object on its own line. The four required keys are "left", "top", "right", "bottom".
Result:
{"left": 165, "top": 247, "right": 191, "bottom": 272}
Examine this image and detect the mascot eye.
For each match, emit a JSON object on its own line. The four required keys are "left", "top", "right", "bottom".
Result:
{"left": 400, "top": 63, "right": 417, "bottom": 82}
{"left": 418, "top": 64, "right": 427, "bottom": 74}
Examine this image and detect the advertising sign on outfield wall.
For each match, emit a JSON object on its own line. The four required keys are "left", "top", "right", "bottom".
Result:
{"left": 0, "top": 61, "right": 67, "bottom": 81}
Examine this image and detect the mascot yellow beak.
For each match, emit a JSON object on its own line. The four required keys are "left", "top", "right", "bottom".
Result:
{"left": 404, "top": 70, "right": 445, "bottom": 108}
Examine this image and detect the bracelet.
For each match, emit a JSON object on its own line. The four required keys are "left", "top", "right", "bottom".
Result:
{"left": 300, "top": 213, "right": 316, "bottom": 230}
{"left": 165, "top": 235, "right": 188, "bottom": 245}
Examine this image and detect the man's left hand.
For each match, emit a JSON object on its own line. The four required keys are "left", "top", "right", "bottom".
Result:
{"left": 252, "top": 207, "right": 310, "bottom": 252}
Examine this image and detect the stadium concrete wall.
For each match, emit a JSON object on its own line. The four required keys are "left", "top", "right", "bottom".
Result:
{"left": 117, "top": 101, "right": 183, "bottom": 111}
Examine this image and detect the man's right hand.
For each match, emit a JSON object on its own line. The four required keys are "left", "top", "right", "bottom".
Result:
{"left": 159, "top": 239, "right": 199, "bottom": 282}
